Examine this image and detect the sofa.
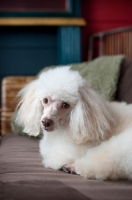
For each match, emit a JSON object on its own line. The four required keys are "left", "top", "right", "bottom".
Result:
{"left": 1, "top": 57, "right": 132, "bottom": 200}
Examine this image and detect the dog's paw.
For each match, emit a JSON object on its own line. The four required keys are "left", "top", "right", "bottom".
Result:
{"left": 61, "top": 164, "right": 77, "bottom": 174}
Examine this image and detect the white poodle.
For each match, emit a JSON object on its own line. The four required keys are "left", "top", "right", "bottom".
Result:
{"left": 16, "top": 66, "right": 132, "bottom": 180}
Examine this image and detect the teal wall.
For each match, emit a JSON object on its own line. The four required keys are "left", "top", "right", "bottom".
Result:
{"left": 0, "top": 26, "right": 58, "bottom": 105}
{"left": 0, "top": 26, "right": 58, "bottom": 76}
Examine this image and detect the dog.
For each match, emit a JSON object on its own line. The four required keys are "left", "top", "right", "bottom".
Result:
{"left": 16, "top": 66, "right": 132, "bottom": 180}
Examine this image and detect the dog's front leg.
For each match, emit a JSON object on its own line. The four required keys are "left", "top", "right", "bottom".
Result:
{"left": 62, "top": 152, "right": 112, "bottom": 180}
{"left": 42, "top": 150, "right": 74, "bottom": 171}
{"left": 62, "top": 147, "right": 127, "bottom": 180}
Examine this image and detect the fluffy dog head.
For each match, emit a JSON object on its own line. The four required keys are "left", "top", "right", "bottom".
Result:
{"left": 16, "top": 67, "right": 114, "bottom": 143}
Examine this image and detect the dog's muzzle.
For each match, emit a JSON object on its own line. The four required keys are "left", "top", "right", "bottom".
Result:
{"left": 42, "top": 119, "right": 53, "bottom": 131}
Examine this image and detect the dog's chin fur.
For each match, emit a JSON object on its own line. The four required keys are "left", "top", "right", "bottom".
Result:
{"left": 16, "top": 66, "right": 132, "bottom": 180}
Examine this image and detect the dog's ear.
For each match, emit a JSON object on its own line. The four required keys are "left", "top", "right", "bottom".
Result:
{"left": 70, "top": 80, "right": 114, "bottom": 143}
{"left": 15, "top": 79, "right": 43, "bottom": 136}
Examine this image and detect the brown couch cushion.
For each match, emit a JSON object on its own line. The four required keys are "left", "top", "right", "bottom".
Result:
{"left": 0, "top": 180, "right": 89, "bottom": 200}
{"left": 115, "top": 59, "right": 132, "bottom": 103}
{"left": 0, "top": 134, "right": 88, "bottom": 200}
{"left": 1, "top": 134, "right": 132, "bottom": 200}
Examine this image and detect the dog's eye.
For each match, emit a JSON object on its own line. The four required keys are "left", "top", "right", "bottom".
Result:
{"left": 43, "top": 98, "right": 48, "bottom": 104}
{"left": 62, "top": 102, "right": 70, "bottom": 109}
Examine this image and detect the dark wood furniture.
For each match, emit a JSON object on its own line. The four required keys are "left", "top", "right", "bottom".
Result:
{"left": 88, "top": 26, "right": 132, "bottom": 61}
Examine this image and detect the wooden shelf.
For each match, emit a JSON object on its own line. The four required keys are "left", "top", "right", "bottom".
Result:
{"left": 0, "top": 17, "right": 86, "bottom": 26}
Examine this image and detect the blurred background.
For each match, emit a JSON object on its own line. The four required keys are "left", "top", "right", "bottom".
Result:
{"left": 0, "top": 0, "right": 132, "bottom": 101}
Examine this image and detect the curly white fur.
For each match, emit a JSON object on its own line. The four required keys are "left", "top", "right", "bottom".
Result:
{"left": 16, "top": 66, "right": 132, "bottom": 180}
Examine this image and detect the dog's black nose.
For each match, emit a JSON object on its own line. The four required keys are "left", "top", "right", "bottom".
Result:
{"left": 42, "top": 119, "right": 53, "bottom": 128}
